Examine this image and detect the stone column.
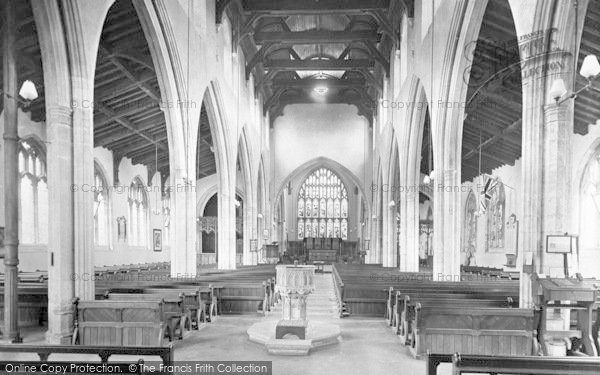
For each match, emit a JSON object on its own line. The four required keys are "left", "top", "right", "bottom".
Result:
{"left": 45, "top": 105, "right": 75, "bottom": 344}
{"left": 218, "top": 187, "right": 237, "bottom": 269}
{"left": 171, "top": 173, "right": 197, "bottom": 277}
{"left": 2, "top": 0, "right": 21, "bottom": 342}
{"left": 541, "top": 103, "right": 573, "bottom": 274}
{"left": 71, "top": 76, "right": 95, "bottom": 300}
{"left": 433, "top": 169, "right": 461, "bottom": 281}
{"left": 403, "top": 192, "right": 419, "bottom": 272}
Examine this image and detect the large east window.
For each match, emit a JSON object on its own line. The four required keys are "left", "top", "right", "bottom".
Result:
{"left": 297, "top": 168, "right": 348, "bottom": 240}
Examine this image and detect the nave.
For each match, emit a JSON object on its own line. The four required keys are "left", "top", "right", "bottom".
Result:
{"left": 2, "top": 0, "right": 600, "bottom": 374}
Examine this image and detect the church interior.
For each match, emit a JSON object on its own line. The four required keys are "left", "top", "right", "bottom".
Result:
{"left": 1, "top": 0, "right": 600, "bottom": 374}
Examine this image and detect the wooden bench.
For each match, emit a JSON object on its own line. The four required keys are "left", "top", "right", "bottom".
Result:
{"left": 104, "top": 293, "right": 186, "bottom": 340}
{"left": 0, "top": 343, "right": 173, "bottom": 365}
{"left": 410, "top": 305, "right": 535, "bottom": 358}
{"left": 387, "top": 282, "right": 518, "bottom": 325}
{"left": 72, "top": 299, "right": 166, "bottom": 347}
{"left": 144, "top": 287, "right": 215, "bottom": 326}
{"left": 396, "top": 294, "right": 514, "bottom": 344}
{"left": 451, "top": 353, "right": 600, "bottom": 374}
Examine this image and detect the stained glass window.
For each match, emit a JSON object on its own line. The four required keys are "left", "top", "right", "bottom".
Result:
{"left": 297, "top": 168, "right": 348, "bottom": 239}
{"left": 463, "top": 190, "right": 477, "bottom": 254}
{"left": 486, "top": 179, "right": 505, "bottom": 250}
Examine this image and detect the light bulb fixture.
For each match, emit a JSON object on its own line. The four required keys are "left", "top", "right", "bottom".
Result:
{"left": 234, "top": 199, "right": 241, "bottom": 207}
{"left": 313, "top": 85, "right": 328, "bottom": 95}
{"left": 429, "top": 170, "right": 436, "bottom": 181}
{"left": 1, "top": 80, "right": 39, "bottom": 106}
{"left": 580, "top": 54, "right": 600, "bottom": 79}
{"left": 549, "top": 78, "right": 568, "bottom": 102}
{"left": 388, "top": 200, "right": 396, "bottom": 207}
{"left": 372, "top": 214, "right": 377, "bottom": 220}
{"left": 19, "top": 80, "right": 38, "bottom": 101}
{"left": 257, "top": 213, "right": 263, "bottom": 219}
{"left": 423, "top": 174, "right": 431, "bottom": 184}
{"left": 552, "top": 54, "right": 600, "bottom": 105}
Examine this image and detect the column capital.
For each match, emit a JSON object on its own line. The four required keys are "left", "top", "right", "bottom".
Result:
{"left": 47, "top": 104, "right": 73, "bottom": 124}
{"left": 543, "top": 101, "right": 572, "bottom": 119}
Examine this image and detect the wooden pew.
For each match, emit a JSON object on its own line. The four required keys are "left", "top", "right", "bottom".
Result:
{"left": 410, "top": 305, "right": 535, "bottom": 358}
{"left": 332, "top": 263, "right": 518, "bottom": 318}
{"left": 390, "top": 286, "right": 517, "bottom": 337}
{"left": 0, "top": 343, "right": 173, "bottom": 365}
{"left": 396, "top": 293, "right": 514, "bottom": 344}
{"left": 451, "top": 353, "right": 600, "bottom": 374}
{"left": 104, "top": 293, "right": 186, "bottom": 340}
{"left": 144, "top": 287, "right": 214, "bottom": 326}
{"left": 72, "top": 299, "right": 166, "bottom": 347}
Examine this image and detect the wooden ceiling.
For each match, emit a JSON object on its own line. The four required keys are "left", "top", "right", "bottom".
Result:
{"left": 233, "top": 0, "right": 411, "bottom": 124}
{"left": 575, "top": 0, "right": 600, "bottom": 134}
{"left": 461, "top": 0, "right": 522, "bottom": 182}
{"left": 93, "top": 0, "right": 169, "bottom": 177}
{"left": 197, "top": 104, "right": 216, "bottom": 179}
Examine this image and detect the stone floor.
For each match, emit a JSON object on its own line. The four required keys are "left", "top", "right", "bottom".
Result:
{"left": 2, "top": 273, "right": 453, "bottom": 375}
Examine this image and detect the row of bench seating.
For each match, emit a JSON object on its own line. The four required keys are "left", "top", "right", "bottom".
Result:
{"left": 0, "top": 262, "right": 171, "bottom": 284}
{"left": 0, "top": 265, "right": 277, "bottom": 346}
{"left": 333, "top": 263, "right": 534, "bottom": 357}
{"left": 0, "top": 344, "right": 173, "bottom": 374}
{"left": 72, "top": 265, "right": 278, "bottom": 347}
{"left": 461, "top": 265, "right": 520, "bottom": 280}
{"left": 426, "top": 352, "right": 600, "bottom": 375}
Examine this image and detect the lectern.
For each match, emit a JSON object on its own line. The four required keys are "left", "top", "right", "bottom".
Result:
{"left": 532, "top": 273, "right": 600, "bottom": 356}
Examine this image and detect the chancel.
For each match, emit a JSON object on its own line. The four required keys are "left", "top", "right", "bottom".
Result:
{"left": 1, "top": 0, "right": 600, "bottom": 374}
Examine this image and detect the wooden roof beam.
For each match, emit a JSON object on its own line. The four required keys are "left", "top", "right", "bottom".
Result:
{"left": 253, "top": 30, "right": 381, "bottom": 44}
{"left": 98, "top": 43, "right": 161, "bottom": 103}
{"left": 264, "top": 59, "right": 374, "bottom": 71}
{"left": 242, "top": 0, "right": 390, "bottom": 14}
{"left": 95, "top": 102, "right": 167, "bottom": 151}
{"left": 462, "top": 119, "right": 522, "bottom": 161}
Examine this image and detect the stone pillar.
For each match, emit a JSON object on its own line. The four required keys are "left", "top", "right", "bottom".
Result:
{"left": 433, "top": 169, "right": 461, "bottom": 281}
{"left": 45, "top": 105, "right": 75, "bottom": 344}
{"left": 517, "top": 4, "right": 574, "bottom": 306}
{"left": 171, "top": 173, "right": 197, "bottom": 277}
{"left": 2, "top": 0, "right": 21, "bottom": 342}
{"left": 402, "top": 192, "right": 419, "bottom": 272}
{"left": 218, "top": 188, "right": 236, "bottom": 269}
{"left": 71, "top": 76, "right": 95, "bottom": 301}
{"left": 541, "top": 103, "right": 573, "bottom": 274}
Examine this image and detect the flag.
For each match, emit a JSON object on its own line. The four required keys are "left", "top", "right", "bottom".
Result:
{"left": 480, "top": 175, "right": 498, "bottom": 213}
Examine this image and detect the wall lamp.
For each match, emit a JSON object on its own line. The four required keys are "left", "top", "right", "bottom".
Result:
{"left": 550, "top": 54, "right": 600, "bottom": 105}
{"left": 1, "top": 80, "right": 38, "bottom": 106}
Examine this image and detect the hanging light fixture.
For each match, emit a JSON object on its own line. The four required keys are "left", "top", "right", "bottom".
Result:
{"left": 1, "top": 80, "right": 38, "bottom": 106}
{"left": 19, "top": 80, "right": 38, "bottom": 101}
{"left": 550, "top": 55, "right": 600, "bottom": 104}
